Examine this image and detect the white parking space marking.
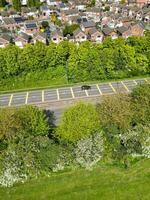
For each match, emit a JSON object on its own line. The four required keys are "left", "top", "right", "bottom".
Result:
{"left": 70, "top": 87, "right": 75, "bottom": 98}
{"left": 123, "top": 80, "right": 137, "bottom": 91}
{"left": 111, "top": 82, "right": 127, "bottom": 93}
{"left": 11, "top": 93, "right": 27, "bottom": 106}
{"left": 42, "top": 90, "right": 44, "bottom": 102}
{"left": 72, "top": 86, "right": 87, "bottom": 98}
{"left": 109, "top": 83, "right": 116, "bottom": 93}
{"left": 121, "top": 81, "right": 129, "bottom": 92}
{"left": 58, "top": 88, "right": 73, "bottom": 100}
{"left": 8, "top": 94, "right": 13, "bottom": 106}
{"left": 85, "top": 90, "right": 89, "bottom": 97}
{"left": 98, "top": 84, "right": 114, "bottom": 94}
{"left": 57, "top": 89, "right": 59, "bottom": 100}
{"left": 96, "top": 84, "right": 102, "bottom": 95}
{"left": 28, "top": 91, "right": 42, "bottom": 104}
{"left": 133, "top": 80, "right": 137, "bottom": 85}
{"left": 135, "top": 79, "right": 146, "bottom": 85}
{"left": 25, "top": 92, "right": 29, "bottom": 104}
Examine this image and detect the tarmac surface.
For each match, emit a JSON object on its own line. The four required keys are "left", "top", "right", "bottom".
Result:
{"left": 0, "top": 78, "right": 149, "bottom": 108}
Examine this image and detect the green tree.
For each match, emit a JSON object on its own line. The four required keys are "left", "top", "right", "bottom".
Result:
{"left": 96, "top": 94, "right": 133, "bottom": 136}
{"left": 0, "top": 0, "right": 6, "bottom": 7}
{"left": 16, "top": 106, "right": 49, "bottom": 136}
{"left": 56, "top": 102, "right": 100, "bottom": 143}
{"left": 12, "top": 0, "right": 21, "bottom": 11}
{"left": 131, "top": 83, "right": 150, "bottom": 126}
{"left": 27, "top": 0, "right": 40, "bottom": 7}
{"left": 2, "top": 45, "right": 20, "bottom": 78}
{"left": 63, "top": 24, "right": 80, "bottom": 37}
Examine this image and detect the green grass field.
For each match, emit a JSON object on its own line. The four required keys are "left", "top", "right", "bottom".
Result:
{"left": 0, "top": 159, "right": 150, "bottom": 200}
{"left": 0, "top": 71, "right": 150, "bottom": 94}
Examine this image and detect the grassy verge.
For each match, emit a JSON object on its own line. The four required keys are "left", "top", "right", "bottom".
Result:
{"left": 0, "top": 159, "right": 150, "bottom": 200}
{"left": 0, "top": 73, "right": 150, "bottom": 95}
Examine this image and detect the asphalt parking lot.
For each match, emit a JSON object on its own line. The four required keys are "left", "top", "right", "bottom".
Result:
{"left": 0, "top": 78, "right": 149, "bottom": 107}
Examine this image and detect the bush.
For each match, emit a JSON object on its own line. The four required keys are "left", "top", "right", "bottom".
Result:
{"left": 56, "top": 102, "right": 100, "bottom": 143}
{"left": 73, "top": 133, "right": 104, "bottom": 169}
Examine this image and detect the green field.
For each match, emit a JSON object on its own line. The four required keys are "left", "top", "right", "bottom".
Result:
{"left": 0, "top": 159, "right": 150, "bottom": 200}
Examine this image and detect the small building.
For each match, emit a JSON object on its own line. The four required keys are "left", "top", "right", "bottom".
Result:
{"left": 0, "top": 34, "right": 11, "bottom": 48}
{"left": 102, "top": 26, "right": 118, "bottom": 39}
{"left": 88, "top": 28, "right": 103, "bottom": 43}
{"left": 24, "top": 21, "right": 39, "bottom": 35}
{"left": 33, "top": 32, "right": 47, "bottom": 44}
{"left": 51, "top": 29, "right": 63, "bottom": 44}
{"left": 73, "top": 28, "right": 87, "bottom": 43}
{"left": 130, "top": 22, "right": 145, "bottom": 36}
{"left": 81, "top": 21, "right": 96, "bottom": 33}
{"left": 15, "top": 32, "right": 29, "bottom": 48}
{"left": 117, "top": 26, "right": 132, "bottom": 39}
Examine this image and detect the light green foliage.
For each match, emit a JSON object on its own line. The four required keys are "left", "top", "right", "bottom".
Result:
{"left": 97, "top": 94, "right": 133, "bottom": 135}
{"left": 131, "top": 83, "right": 150, "bottom": 125}
{"left": 56, "top": 102, "right": 100, "bottom": 143}
{"left": 15, "top": 106, "right": 49, "bottom": 136}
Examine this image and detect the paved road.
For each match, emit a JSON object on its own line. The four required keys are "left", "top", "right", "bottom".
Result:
{"left": 0, "top": 78, "right": 149, "bottom": 108}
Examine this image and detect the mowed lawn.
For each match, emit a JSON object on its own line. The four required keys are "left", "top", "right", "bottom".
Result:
{"left": 0, "top": 159, "right": 150, "bottom": 200}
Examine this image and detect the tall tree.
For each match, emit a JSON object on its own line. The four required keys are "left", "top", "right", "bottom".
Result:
{"left": 0, "top": 0, "right": 6, "bottom": 7}
{"left": 12, "top": 0, "right": 21, "bottom": 11}
{"left": 56, "top": 102, "right": 100, "bottom": 143}
{"left": 27, "top": 0, "right": 40, "bottom": 7}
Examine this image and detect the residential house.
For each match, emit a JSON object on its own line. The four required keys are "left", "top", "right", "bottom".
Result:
{"left": 15, "top": 32, "right": 29, "bottom": 48}
{"left": 88, "top": 28, "right": 103, "bottom": 43}
{"left": 61, "top": 9, "right": 79, "bottom": 23}
{"left": 0, "top": 34, "right": 11, "bottom": 48}
{"left": 81, "top": 21, "right": 96, "bottom": 33}
{"left": 51, "top": 29, "right": 63, "bottom": 44}
{"left": 24, "top": 21, "right": 39, "bottom": 35}
{"left": 102, "top": 25, "right": 118, "bottom": 39}
{"left": 33, "top": 32, "right": 47, "bottom": 44}
{"left": 2, "top": 17, "right": 17, "bottom": 31}
{"left": 130, "top": 22, "right": 145, "bottom": 36}
{"left": 86, "top": 7, "right": 101, "bottom": 22}
{"left": 117, "top": 26, "right": 132, "bottom": 38}
{"left": 73, "top": 28, "right": 87, "bottom": 43}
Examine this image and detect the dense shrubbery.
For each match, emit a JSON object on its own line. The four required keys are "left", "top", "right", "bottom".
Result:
{"left": 0, "top": 35, "right": 150, "bottom": 90}
{"left": 0, "top": 83, "right": 150, "bottom": 187}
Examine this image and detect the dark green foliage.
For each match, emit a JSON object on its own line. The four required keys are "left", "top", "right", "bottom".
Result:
{"left": 12, "top": 0, "right": 21, "bottom": 11}
{"left": 63, "top": 24, "right": 80, "bottom": 37}
{"left": 41, "top": 21, "right": 49, "bottom": 29}
{"left": 27, "top": 0, "right": 40, "bottom": 7}
{"left": 0, "top": 0, "right": 6, "bottom": 7}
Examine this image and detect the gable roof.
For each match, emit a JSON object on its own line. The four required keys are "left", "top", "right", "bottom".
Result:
{"left": 25, "top": 22, "right": 38, "bottom": 29}
{"left": 0, "top": 34, "right": 11, "bottom": 42}
{"left": 81, "top": 21, "right": 95, "bottom": 28}
{"left": 88, "top": 28, "right": 102, "bottom": 35}
{"left": 117, "top": 26, "right": 129, "bottom": 34}
{"left": 102, "top": 25, "right": 115, "bottom": 35}
{"left": 3, "top": 17, "right": 16, "bottom": 25}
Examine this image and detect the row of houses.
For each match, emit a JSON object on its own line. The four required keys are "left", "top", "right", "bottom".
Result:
{"left": 0, "top": 0, "right": 149, "bottom": 47}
